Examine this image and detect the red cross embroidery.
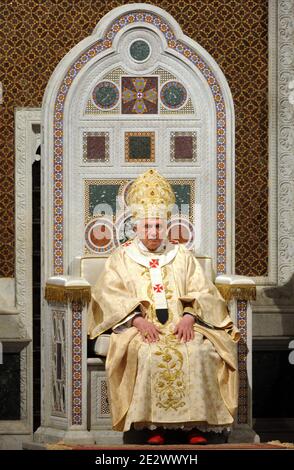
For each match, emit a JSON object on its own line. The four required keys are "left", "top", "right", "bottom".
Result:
{"left": 149, "top": 259, "right": 159, "bottom": 268}
{"left": 123, "top": 240, "right": 132, "bottom": 247}
{"left": 153, "top": 284, "right": 163, "bottom": 293}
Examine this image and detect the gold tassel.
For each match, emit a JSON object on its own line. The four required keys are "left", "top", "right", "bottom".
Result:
{"left": 216, "top": 284, "right": 256, "bottom": 302}
{"left": 45, "top": 285, "right": 91, "bottom": 304}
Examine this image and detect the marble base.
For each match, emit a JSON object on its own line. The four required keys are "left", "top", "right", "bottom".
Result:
{"left": 228, "top": 425, "right": 260, "bottom": 443}
{"left": 34, "top": 426, "right": 95, "bottom": 445}
{"left": 0, "top": 435, "right": 31, "bottom": 450}
{"left": 92, "top": 430, "right": 123, "bottom": 445}
{"left": 23, "top": 441, "right": 47, "bottom": 450}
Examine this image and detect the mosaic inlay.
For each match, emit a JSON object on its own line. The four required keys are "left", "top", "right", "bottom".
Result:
{"left": 167, "top": 216, "right": 195, "bottom": 249}
{"left": 103, "top": 66, "right": 128, "bottom": 85}
{"left": 85, "top": 67, "right": 126, "bottom": 115}
{"left": 154, "top": 67, "right": 195, "bottom": 115}
{"left": 83, "top": 132, "right": 109, "bottom": 162}
{"left": 115, "top": 213, "right": 136, "bottom": 245}
{"left": 99, "top": 378, "right": 111, "bottom": 417}
{"left": 85, "top": 180, "right": 127, "bottom": 221}
{"left": 125, "top": 131, "right": 155, "bottom": 162}
{"left": 0, "top": 2, "right": 269, "bottom": 278}
{"left": 72, "top": 301, "right": 82, "bottom": 426}
{"left": 84, "top": 179, "right": 128, "bottom": 254}
{"left": 121, "top": 76, "right": 158, "bottom": 114}
{"left": 92, "top": 81, "right": 119, "bottom": 109}
{"left": 171, "top": 180, "right": 195, "bottom": 222}
{"left": 52, "top": 9, "right": 230, "bottom": 275}
{"left": 52, "top": 309, "right": 66, "bottom": 417}
{"left": 154, "top": 66, "right": 178, "bottom": 86}
{"left": 237, "top": 300, "right": 248, "bottom": 424}
{"left": 85, "top": 218, "right": 117, "bottom": 254}
{"left": 129, "top": 39, "right": 151, "bottom": 62}
{"left": 84, "top": 178, "right": 195, "bottom": 253}
{"left": 170, "top": 131, "right": 197, "bottom": 162}
{"left": 160, "top": 97, "right": 195, "bottom": 115}
{"left": 161, "top": 81, "right": 187, "bottom": 109}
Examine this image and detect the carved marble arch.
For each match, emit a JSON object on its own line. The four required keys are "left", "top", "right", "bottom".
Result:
{"left": 42, "top": 3, "right": 235, "bottom": 281}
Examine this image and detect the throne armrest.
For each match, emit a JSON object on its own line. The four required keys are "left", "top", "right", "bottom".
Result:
{"left": 45, "top": 275, "right": 91, "bottom": 304}
{"left": 215, "top": 274, "right": 256, "bottom": 302}
{"left": 215, "top": 275, "right": 255, "bottom": 430}
{"left": 43, "top": 275, "right": 92, "bottom": 432}
{"left": 93, "top": 334, "right": 111, "bottom": 357}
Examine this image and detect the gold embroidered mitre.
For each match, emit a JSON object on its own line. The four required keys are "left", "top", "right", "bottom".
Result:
{"left": 126, "top": 169, "right": 175, "bottom": 219}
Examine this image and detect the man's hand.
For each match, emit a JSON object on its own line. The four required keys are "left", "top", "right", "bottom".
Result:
{"left": 174, "top": 314, "right": 195, "bottom": 342}
{"left": 132, "top": 316, "right": 162, "bottom": 343}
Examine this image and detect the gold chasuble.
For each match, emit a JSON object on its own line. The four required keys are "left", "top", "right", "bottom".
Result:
{"left": 88, "top": 238, "right": 240, "bottom": 432}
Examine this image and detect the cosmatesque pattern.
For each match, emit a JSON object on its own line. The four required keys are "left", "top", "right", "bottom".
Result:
{"left": 0, "top": 0, "right": 268, "bottom": 277}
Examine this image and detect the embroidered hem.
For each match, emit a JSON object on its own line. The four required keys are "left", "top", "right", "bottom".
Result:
{"left": 133, "top": 421, "right": 231, "bottom": 433}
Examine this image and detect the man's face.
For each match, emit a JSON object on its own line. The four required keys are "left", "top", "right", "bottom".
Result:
{"left": 136, "top": 218, "right": 167, "bottom": 251}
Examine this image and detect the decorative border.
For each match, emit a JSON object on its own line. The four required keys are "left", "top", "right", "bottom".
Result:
{"left": 237, "top": 300, "right": 248, "bottom": 424}
{"left": 71, "top": 301, "right": 83, "bottom": 426}
{"left": 124, "top": 131, "right": 155, "bottom": 162}
{"left": 15, "top": 109, "right": 41, "bottom": 435}
{"left": 52, "top": 9, "right": 227, "bottom": 275}
{"left": 278, "top": 1, "right": 294, "bottom": 285}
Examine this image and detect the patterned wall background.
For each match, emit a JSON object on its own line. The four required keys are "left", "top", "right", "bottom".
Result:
{"left": 0, "top": 0, "right": 268, "bottom": 277}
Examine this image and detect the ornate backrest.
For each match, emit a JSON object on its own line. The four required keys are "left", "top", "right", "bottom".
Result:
{"left": 42, "top": 3, "right": 234, "bottom": 283}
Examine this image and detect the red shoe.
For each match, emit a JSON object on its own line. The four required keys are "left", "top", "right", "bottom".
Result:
{"left": 188, "top": 431, "right": 208, "bottom": 445}
{"left": 146, "top": 430, "right": 165, "bottom": 445}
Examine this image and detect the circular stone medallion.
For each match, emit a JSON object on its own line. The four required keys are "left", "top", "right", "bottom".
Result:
{"left": 129, "top": 39, "right": 151, "bottom": 62}
{"left": 115, "top": 213, "right": 136, "bottom": 245}
{"left": 160, "top": 81, "right": 187, "bottom": 109}
{"left": 92, "top": 81, "right": 119, "bottom": 109}
{"left": 85, "top": 218, "right": 116, "bottom": 253}
{"left": 167, "top": 217, "right": 195, "bottom": 249}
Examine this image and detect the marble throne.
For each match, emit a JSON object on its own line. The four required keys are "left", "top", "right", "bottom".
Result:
{"left": 34, "top": 4, "right": 257, "bottom": 445}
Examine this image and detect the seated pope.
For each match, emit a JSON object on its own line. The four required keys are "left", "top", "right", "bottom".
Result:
{"left": 87, "top": 169, "right": 240, "bottom": 445}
